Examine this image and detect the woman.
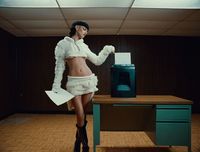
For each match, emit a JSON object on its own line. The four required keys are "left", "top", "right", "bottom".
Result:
{"left": 52, "top": 21, "right": 115, "bottom": 152}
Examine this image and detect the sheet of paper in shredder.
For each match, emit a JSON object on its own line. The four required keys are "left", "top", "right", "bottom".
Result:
{"left": 114, "top": 52, "right": 131, "bottom": 64}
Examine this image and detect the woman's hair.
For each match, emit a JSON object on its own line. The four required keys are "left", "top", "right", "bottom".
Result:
{"left": 69, "top": 21, "right": 89, "bottom": 37}
{"left": 69, "top": 27, "right": 76, "bottom": 37}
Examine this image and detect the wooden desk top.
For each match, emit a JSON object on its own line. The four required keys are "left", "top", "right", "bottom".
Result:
{"left": 93, "top": 95, "right": 193, "bottom": 105}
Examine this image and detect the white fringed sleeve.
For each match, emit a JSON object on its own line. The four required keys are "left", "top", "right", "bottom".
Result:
{"left": 52, "top": 41, "right": 66, "bottom": 92}
{"left": 86, "top": 45, "right": 115, "bottom": 65}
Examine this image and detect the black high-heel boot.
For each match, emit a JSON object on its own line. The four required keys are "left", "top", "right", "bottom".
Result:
{"left": 76, "top": 121, "right": 89, "bottom": 152}
{"left": 73, "top": 124, "right": 81, "bottom": 152}
{"left": 82, "top": 120, "right": 89, "bottom": 152}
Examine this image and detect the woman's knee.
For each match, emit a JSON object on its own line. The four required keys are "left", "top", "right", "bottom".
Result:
{"left": 76, "top": 109, "right": 84, "bottom": 117}
{"left": 82, "top": 93, "right": 94, "bottom": 106}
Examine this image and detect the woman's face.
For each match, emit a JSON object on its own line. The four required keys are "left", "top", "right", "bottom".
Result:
{"left": 76, "top": 25, "right": 88, "bottom": 39}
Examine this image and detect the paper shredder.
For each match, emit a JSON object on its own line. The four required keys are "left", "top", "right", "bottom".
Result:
{"left": 111, "top": 64, "right": 136, "bottom": 97}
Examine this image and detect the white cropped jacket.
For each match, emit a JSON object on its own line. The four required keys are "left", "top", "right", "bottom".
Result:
{"left": 52, "top": 36, "right": 114, "bottom": 92}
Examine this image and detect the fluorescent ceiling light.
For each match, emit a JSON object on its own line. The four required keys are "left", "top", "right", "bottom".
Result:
{"left": 1, "top": 0, "right": 200, "bottom": 9}
{"left": 0, "top": 0, "right": 134, "bottom": 8}
{"left": 0, "top": 0, "right": 58, "bottom": 7}
{"left": 57, "top": 0, "right": 133, "bottom": 8}
{"left": 133, "top": 0, "right": 200, "bottom": 9}
{"left": 0, "top": 0, "right": 132, "bottom": 8}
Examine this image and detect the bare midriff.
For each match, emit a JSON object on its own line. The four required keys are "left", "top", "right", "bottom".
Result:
{"left": 66, "top": 57, "right": 92, "bottom": 77}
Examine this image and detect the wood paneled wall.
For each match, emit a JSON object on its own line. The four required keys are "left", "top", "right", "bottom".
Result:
{"left": 0, "top": 28, "right": 16, "bottom": 119}
{"left": 1, "top": 30, "right": 199, "bottom": 114}
{"left": 15, "top": 35, "right": 200, "bottom": 113}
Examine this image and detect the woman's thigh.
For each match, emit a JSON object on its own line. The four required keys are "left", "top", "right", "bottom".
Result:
{"left": 81, "top": 92, "right": 94, "bottom": 110}
{"left": 72, "top": 96, "right": 84, "bottom": 115}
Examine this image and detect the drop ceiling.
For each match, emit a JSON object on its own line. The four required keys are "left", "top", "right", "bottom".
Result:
{"left": 0, "top": 0, "right": 200, "bottom": 37}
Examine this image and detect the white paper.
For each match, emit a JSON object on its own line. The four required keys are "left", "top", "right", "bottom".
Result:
{"left": 115, "top": 52, "right": 131, "bottom": 64}
{"left": 45, "top": 88, "right": 74, "bottom": 106}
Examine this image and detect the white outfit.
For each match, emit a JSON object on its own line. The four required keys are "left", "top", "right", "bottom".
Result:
{"left": 52, "top": 36, "right": 114, "bottom": 109}
{"left": 66, "top": 74, "right": 98, "bottom": 110}
{"left": 66, "top": 74, "right": 98, "bottom": 96}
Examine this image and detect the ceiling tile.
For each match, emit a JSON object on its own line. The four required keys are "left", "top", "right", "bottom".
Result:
{"left": 165, "top": 28, "right": 200, "bottom": 36}
{"left": 1, "top": 5, "right": 200, "bottom": 37}
{"left": 173, "top": 21, "right": 200, "bottom": 29}
{"left": 23, "top": 28, "right": 69, "bottom": 36}
{"left": 119, "top": 28, "right": 165, "bottom": 35}
{"left": 127, "top": 8, "right": 195, "bottom": 21}
{"left": 88, "top": 28, "right": 118, "bottom": 35}
{"left": 67, "top": 20, "right": 122, "bottom": 28}
{"left": 11, "top": 20, "right": 67, "bottom": 29}
{"left": 185, "top": 10, "right": 200, "bottom": 21}
{"left": 3, "top": 28, "right": 27, "bottom": 36}
{"left": 122, "top": 20, "right": 177, "bottom": 29}
{"left": 62, "top": 8, "right": 128, "bottom": 20}
{"left": 0, "top": 18, "right": 16, "bottom": 29}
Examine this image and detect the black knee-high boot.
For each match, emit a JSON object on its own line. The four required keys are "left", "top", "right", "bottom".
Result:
{"left": 82, "top": 120, "right": 89, "bottom": 152}
{"left": 73, "top": 124, "right": 81, "bottom": 152}
{"left": 76, "top": 121, "right": 89, "bottom": 152}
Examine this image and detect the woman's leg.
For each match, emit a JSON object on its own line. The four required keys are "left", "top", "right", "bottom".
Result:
{"left": 77, "top": 92, "right": 93, "bottom": 152}
{"left": 72, "top": 95, "right": 85, "bottom": 127}
{"left": 72, "top": 95, "right": 90, "bottom": 152}
{"left": 82, "top": 92, "right": 94, "bottom": 111}
{"left": 72, "top": 95, "right": 85, "bottom": 152}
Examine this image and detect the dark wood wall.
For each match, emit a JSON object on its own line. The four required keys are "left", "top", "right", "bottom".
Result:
{"left": 15, "top": 35, "right": 200, "bottom": 113}
{"left": 1, "top": 28, "right": 200, "bottom": 115}
{"left": 0, "top": 28, "right": 16, "bottom": 119}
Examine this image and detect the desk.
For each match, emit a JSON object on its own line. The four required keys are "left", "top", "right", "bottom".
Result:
{"left": 93, "top": 95, "right": 192, "bottom": 152}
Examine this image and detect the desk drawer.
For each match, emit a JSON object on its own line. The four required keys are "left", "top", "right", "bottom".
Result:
{"left": 156, "top": 122, "right": 189, "bottom": 145}
{"left": 156, "top": 105, "right": 190, "bottom": 109}
{"left": 156, "top": 109, "right": 189, "bottom": 122}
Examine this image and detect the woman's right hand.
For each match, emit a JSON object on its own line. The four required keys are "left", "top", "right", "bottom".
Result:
{"left": 103, "top": 45, "right": 115, "bottom": 54}
{"left": 52, "top": 85, "right": 61, "bottom": 93}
